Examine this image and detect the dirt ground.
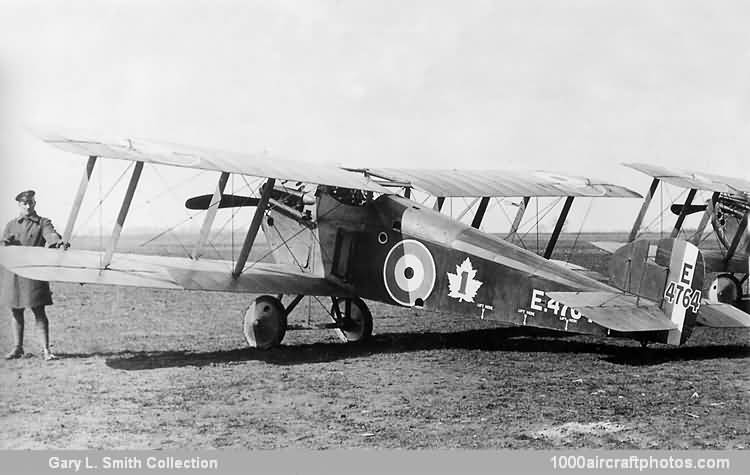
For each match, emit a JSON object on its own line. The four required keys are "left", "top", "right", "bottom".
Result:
{"left": 0, "top": 237, "right": 748, "bottom": 449}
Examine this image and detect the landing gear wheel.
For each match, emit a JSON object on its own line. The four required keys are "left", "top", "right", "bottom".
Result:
{"left": 243, "top": 295, "right": 287, "bottom": 349}
{"left": 707, "top": 274, "right": 741, "bottom": 304}
{"left": 333, "top": 297, "right": 373, "bottom": 343}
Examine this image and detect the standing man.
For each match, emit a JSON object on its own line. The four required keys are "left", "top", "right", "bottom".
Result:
{"left": 1, "top": 190, "right": 65, "bottom": 360}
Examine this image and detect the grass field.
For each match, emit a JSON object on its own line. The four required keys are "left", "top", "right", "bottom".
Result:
{"left": 0, "top": 232, "right": 747, "bottom": 449}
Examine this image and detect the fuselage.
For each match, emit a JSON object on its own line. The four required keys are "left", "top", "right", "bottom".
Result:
{"left": 296, "top": 191, "right": 616, "bottom": 335}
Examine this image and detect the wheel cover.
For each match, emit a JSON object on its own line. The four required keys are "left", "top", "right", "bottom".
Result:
{"left": 243, "top": 297, "right": 286, "bottom": 349}
{"left": 707, "top": 274, "right": 740, "bottom": 303}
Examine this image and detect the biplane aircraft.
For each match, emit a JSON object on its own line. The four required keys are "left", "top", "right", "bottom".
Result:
{"left": 592, "top": 163, "right": 750, "bottom": 316}
{"left": 1, "top": 130, "right": 748, "bottom": 350}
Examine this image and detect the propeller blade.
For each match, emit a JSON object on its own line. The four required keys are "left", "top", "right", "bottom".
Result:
{"left": 185, "top": 194, "right": 260, "bottom": 210}
{"left": 670, "top": 203, "right": 707, "bottom": 216}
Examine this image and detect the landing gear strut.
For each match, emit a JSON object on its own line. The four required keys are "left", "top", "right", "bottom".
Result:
{"left": 243, "top": 294, "right": 373, "bottom": 349}
{"left": 331, "top": 297, "right": 373, "bottom": 343}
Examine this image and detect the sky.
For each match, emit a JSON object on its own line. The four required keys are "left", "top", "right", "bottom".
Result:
{"left": 1, "top": 0, "right": 749, "bottom": 240}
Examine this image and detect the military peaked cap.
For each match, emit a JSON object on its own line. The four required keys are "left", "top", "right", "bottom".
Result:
{"left": 15, "top": 190, "right": 36, "bottom": 202}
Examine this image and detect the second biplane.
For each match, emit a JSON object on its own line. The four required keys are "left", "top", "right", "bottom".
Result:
{"left": 592, "top": 163, "right": 750, "bottom": 315}
{"left": 1, "top": 130, "right": 748, "bottom": 349}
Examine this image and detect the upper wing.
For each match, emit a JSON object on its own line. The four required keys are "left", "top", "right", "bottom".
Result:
{"left": 624, "top": 163, "right": 750, "bottom": 194}
{"left": 352, "top": 168, "right": 642, "bottom": 198}
{"left": 0, "top": 247, "right": 350, "bottom": 296}
{"left": 35, "top": 128, "right": 390, "bottom": 193}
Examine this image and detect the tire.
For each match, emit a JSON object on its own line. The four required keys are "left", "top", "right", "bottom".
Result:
{"left": 336, "top": 297, "right": 373, "bottom": 343}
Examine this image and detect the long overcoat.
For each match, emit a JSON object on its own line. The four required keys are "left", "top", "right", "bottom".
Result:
{"left": 0, "top": 213, "right": 62, "bottom": 308}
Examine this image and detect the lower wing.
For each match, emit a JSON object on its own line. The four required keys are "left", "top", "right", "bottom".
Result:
{"left": 0, "top": 247, "right": 348, "bottom": 296}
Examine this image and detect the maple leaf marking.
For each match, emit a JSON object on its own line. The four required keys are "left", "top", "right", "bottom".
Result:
{"left": 447, "top": 258, "right": 482, "bottom": 303}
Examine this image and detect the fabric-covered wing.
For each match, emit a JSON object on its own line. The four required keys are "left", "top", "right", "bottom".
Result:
{"left": 35, "top": 129, "right": 389, "bottom": 193}
{"left": 358, "top": 168, "right": 642, "bottom": 198}
{"left": 0, "top": 247, "right": 350, "bottom": 296}
{"left": 546, "top": 291, "right": 677, "bottom": 332}
{"left": 624, "top": 163, "right": 750, "bottom": 194}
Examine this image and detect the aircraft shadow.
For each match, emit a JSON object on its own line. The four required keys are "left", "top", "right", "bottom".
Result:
{"left": 104, "top": 327, "right": 749, "bottom": 370}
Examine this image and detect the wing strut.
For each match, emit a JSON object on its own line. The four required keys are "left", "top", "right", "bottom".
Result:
{"left": 690, "top": 192, "right": 719, "bottom": 245}
{"left": 192, "top": 171, "right": 230, "bottom": 260}
{"left": 103, "top": 161, "right": 144, "bottom": 268}
{"left": 62, "top": 155, "right": 97, "bottom": 244}
{"left": 670, "top": 188, "right": 697, "bottom": 238}
{"left": 725, "top": 211, "right": 749, "bottom": 264}
{"left": 506, "top": 197, "right": 530, "bottom": 241}
{"left": 233, "top": 178, "right": 275, "bottom": 278}
{"left": 544, "top": 196, "right": 574, "bottom": 259}
{"left": 471, "top": 197, "right": 490, "bottom": 229}
{"left": 628, "top": 177, "right": 660, "bottom": 242}
{"left": 433, "top": 196, "right": 445, "bottom": 212}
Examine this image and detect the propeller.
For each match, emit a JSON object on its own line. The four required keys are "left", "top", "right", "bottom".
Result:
{"left": 669, "top": 204, "right": 707, "bottom": 216}
{"left": 185, "top": 188, "right": 315, "bottom": 210}
{"left": 185, "top": 194, "right": 260, "bottom": 210}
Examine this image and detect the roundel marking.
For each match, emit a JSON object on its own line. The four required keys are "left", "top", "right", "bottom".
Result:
{"left": 383, "top": 239, "right": 436, "bottom": 307}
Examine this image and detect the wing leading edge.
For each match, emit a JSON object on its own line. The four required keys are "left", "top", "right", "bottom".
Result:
{"left": 624, "top": 163, "right": 750, "bottom": 194}
{"left": 0, "top": 247, "right": 350, "bottom": 297}
{"left": 34, "top": 128, "right": 390, "bottom": 193}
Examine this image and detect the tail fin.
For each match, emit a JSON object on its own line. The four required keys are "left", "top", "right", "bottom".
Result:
{"left": 608, "top": 238, "right": 705, "bottom": 345}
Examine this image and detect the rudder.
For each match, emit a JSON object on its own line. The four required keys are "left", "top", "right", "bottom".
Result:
{"left": 608, "top": 238, "right": 705, "bottom": 345}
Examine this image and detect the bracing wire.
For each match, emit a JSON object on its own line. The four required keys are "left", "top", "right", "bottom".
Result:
{"left": 132, "top": 168, "right": 205, "bottom": 212}
{"left": 238, "top": 197, "right": 347, "bottom": 275}
{"left": 565, "top": 197, "right": 594, "bottom": 264}
{"left": 136, "top": 212, "right": 202, "bottom": 249}
{"left": 493, "top": 198, "right": 514, "bottom": 228}
{"left": 519, "top": 197, "right": 560, "bottom": 232}
{"left": 74, "top": 161, "right": 134, "bottom": 242}
{"left": 640, "top": 188, "right": 687, "bottom": 237}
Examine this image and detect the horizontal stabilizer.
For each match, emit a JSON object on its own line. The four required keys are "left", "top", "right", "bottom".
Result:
{"left": 697, "top": 302, "right": 750, "bottom": 328}
{"left": 0, "top": 247, "right": 348, "bottom": 296}
{"left": 589, "top": 241, "right": 625, "bottom": 254}
{"left": 546, "top": 291, "right": 677, "bottom": 332}
{"left": 548, "top": 259, "right": 607, "bottom": 282}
